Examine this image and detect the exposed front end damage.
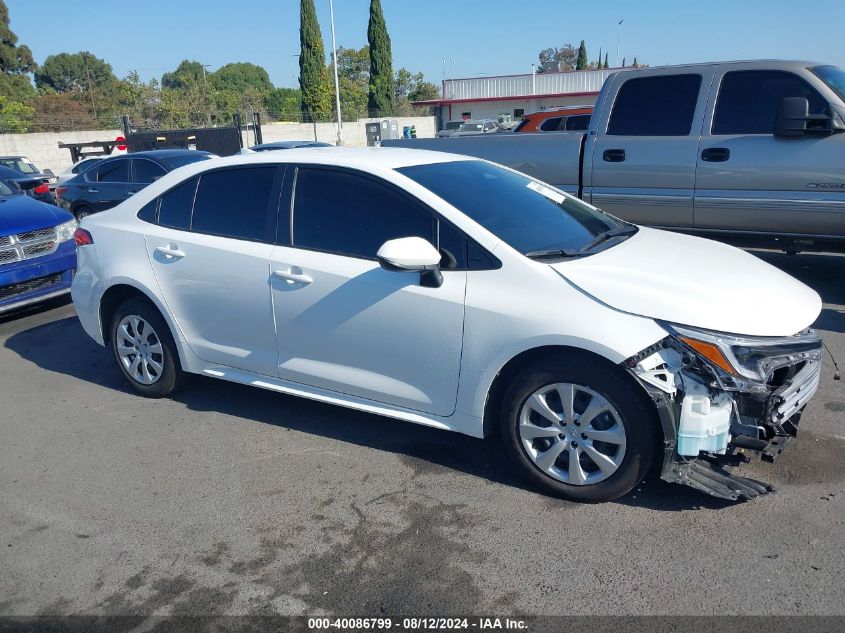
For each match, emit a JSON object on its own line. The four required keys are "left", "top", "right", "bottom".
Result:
{"left": 624, "top": 327, "right": 822, "bottom": 501}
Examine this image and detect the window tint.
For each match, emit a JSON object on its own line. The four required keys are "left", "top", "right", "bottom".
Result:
{"left": 540, "top": 117, "right": 564, "bottom": 132}
{"left": 607, "top": 74, "right": 702, "bottom": 136}
{"left": 438, "top": 220, "right": 465, "bottom": 270}
{"left": 132, "top": 159, "right": 166, "bottom": 184}
{"left": 565, "top": 114, "right": 591, "bottom": 131}
{"left": 191, "top": 167, "right": 277, "bottom": 241}
{"left": 137, "top": 199, "right": 157, "bottom": 223}
{"left": 712, "top": 70, "right": 828, "bottom": 135}
{"left": 96, "top": 160, "right": 129, "bottom": 183}
{"left": 158, "top": 177, "right": 197, "bottom": 230}
{"left": 293, "top": 168, "right": 435, "bottom": 259}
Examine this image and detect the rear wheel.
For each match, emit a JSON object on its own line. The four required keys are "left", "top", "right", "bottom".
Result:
{"left": 75, "top": 206, "right": 92, "bottom": 221}
{"left": 501, "top": 356, "right": 658, "bottom": 502}
{"left": 110, "top": 298, "right": 184, "bottom": 397}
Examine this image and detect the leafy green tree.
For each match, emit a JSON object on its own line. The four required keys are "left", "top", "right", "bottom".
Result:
{"left": 29, "top": 92, "right": 96, "bottom": 132}
{"left": 329, "top": 46, "right": 369, "bottom": 121}
{"left": 537, "top": 45, "right": 577, "bottom": 73}
{"left": 119, "top": 72, "right": 162, "bottom": 129}
{"left": 161, "top": 60, "right": 205, "bottom": 89}
{"left": 211, "top": 62, "right": 272, "bottom": 94}
{"left": 576, "top": 41, "right": 588, "bottom": 70}
{"left": 34, "top": 51, "right": 116, "bottom": 94}
{"left": 0, "top": 0, "right": 35, "bottom": 101}
{"left": 409, "top": 80, "right": 439, "bottom": 102}
{"left": 632, "top": 57, "right": 639, "bottom": 68}
{"left": 299, "top": 0, "right": 332, "bottom": 121}
{"left": 264, "top": 87, "right": 302, "bottom": 121}
{"left": 367, "top": 0, "right": 395, "bottom": 117}
{"left": 0, "top": 94, "right": 32, "bottom": 132}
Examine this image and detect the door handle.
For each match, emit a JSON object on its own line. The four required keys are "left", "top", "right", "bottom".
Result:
{"left": 603, "top": 149, "right": 626, "bottom": 162}
{"left": 87, "top": 188, "right": 98, "bottom": 193}
{"left": 273, "top": 268, "right": 313, "bottom": 285}
{"left": 701, "top": 147, "right": 731, "bottom": 162}
{"left": 154, "top": 245, "right": 186, "bottom": 260}
{"left": 127, "top": 190, "right": 138, "bottom": 196}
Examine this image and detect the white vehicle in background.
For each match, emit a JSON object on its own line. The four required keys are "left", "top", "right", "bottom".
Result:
{"left": 71, "top": 147, "right": 822, "bottom": 503}
{"left": 55, "top": 156, "right": 103, "bottom": 186}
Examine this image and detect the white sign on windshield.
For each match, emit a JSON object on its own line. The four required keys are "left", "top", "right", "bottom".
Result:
{"left": 526, "top": 181, "right": 566, "bottom": 205}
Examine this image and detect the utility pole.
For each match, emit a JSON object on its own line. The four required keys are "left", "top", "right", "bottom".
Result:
{"left": 616, "top": 19, "right": 624, "bottom": 68}
{"left": 202, "top": 64, "right": 212, "bottom": 126}
{"left": 328, "top": 0, "right": 343, "bottom": 145}
{"left": 83, "top": 53, "right": 97, "bottom": 120}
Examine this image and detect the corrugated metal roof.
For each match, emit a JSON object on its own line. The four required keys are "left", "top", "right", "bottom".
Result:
{"left": 443, "top": 69, "right": 614, "bottom": 101}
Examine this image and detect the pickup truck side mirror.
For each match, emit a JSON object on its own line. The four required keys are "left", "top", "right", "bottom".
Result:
{"left": 775, "top": 97, "right": 841, "bottom": 137}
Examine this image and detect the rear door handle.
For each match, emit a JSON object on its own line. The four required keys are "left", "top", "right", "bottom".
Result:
{"left": 273, "top": 268, "right": 313, "bottom": 285}
{"left": 87, "top": 188, "right": 98, "bottom": 193}
{"left": 154, "top": 245, "right": 186, "bottom": 260}
{"left": 602, "top": 149, "right": 626, "bottom": 162}
{"left": 701, "top": 147, "right": 731, "bottom": 162}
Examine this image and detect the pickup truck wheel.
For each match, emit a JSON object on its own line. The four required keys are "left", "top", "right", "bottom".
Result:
{"left": 110, "top": 297, "right": 184, "bottom": 398}
{"left": 501, "top": 356, "right": 658, "bottom": 502}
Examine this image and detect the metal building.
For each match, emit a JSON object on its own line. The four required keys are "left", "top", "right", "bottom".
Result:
{"left": 414, "top": 67, "right": 615, "bottom": 127}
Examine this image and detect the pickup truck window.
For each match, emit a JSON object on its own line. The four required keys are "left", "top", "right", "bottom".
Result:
{"left": 713, "top": 70, "right": 827, "bottom": 135}
{"left": 397, "top": 160, "right": 616, "bottom": 256}
{"left": 607, "top": 74, "right": 702, "bottom": 136}
{"left": 811, "top": 65, "right": 845, "bottom": 103}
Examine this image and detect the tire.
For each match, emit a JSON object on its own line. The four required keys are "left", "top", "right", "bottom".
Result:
{"left": 110, "top": 297, "right": 184, "bottom": 398}
{"left": 75, "top": 206, "right": 92, "bottom": 221}
{"left": 500, "top": 355, "right": 659, "bottom": 503}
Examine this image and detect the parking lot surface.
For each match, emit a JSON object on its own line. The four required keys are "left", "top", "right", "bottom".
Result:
{"left": 1, "top": 251, "right": 844, "bottom": 617}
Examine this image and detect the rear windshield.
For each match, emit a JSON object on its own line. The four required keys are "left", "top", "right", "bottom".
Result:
{"left": 0, "top": 179, "right": 18, "bottom": 196}
{"left": 397, "top": 160, "right": 618, "bottom": 255}
{"left": 160, "top": 153, "right": 214, "bottom": 170}
{"left": 0, "top": 157, "right": 37, "bottom": 174}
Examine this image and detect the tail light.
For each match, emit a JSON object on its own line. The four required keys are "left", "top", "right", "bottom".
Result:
{"left": 34, "top": 182, "right": 49, "bottom": 194}
{"left": 55, "top": 186, "right": 67, "bottom": 200}
{"left": 74, "top": 228, "right": 93, "bottom": 246}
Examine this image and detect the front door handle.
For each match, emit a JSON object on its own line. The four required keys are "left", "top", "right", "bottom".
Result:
{"left": 273, "top": 268, "right": 313, "bottom": 285}
{"left": 701, "top": 147, "right": 731, "bottom": 162}
{"left": 87, "top": 187, "right": 98, "bottom": 193}
{"left": 154, "top": 245, "right": 186, "bottom": 260}
{"left": 603, "top": 149, "right": 626, "bottom": 162}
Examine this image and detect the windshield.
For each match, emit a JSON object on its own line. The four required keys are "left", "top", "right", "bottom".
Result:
{"left": 397, "top": 160, "right": 625, "bottom": 256}
{"left": 458, "top": 123, "right": 484, "bottom": 132}
{"left": 160, "top": 153, "right": 214, "bottom": 170}
{"left": 811, "top": 65, "right": 845, "bottom": 103}
{"left": 0, "top": 157, "right": 38, "bottom": 174}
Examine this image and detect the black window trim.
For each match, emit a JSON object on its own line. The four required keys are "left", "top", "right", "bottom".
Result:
{"left": 606, "top": 72, "right": 703, "bottom": 137}
{"left": 710, "top": 69, "right": 829, "bottom": 136}
{"left": 92, "top": 156, "right": 131, "bottom": 184}
{"left": 283, "top": 163, "right": 499, "bottom": 271}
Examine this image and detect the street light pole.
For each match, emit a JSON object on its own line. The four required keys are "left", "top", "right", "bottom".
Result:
{"left": 616, "top": 19, "right": 624, "bottom": 68}
{"left": 328, "top": 0, "right": 343, "bottom": 145}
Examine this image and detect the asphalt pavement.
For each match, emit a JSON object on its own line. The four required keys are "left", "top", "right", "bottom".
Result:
{"left": 1, "top": 250, "right": 844, "bottom": 618}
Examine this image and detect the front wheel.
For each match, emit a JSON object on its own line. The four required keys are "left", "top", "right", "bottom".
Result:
{"left": 501, "top": 356, "right": 659, "bottom": 502}
{"left": 110, "top": 297, "right": 184, "bottom": 398}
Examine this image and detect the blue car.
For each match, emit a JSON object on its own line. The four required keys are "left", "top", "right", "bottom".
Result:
{"left": 0, "top": 175, "right": 77, "bottom": 313}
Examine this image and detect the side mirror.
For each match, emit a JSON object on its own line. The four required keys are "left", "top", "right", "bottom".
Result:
{"left": 775, "top": 97, "right": 838, "bottom": 137}
{"left": 377, "top": 236, "right": 443, "bottom": 288}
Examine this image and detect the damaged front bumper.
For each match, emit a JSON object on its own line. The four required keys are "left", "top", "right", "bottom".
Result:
{"left": 625, "top": 331, "right": 822, "bottom": 501}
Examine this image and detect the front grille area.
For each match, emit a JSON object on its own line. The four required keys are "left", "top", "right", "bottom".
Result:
{"left": 0, "top": 273, "right": 63, "bottom": 301}
{"left": 0, "top": 227, "right": 60, "bottom": 264}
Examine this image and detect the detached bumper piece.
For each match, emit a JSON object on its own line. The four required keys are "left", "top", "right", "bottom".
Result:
{"left": 672, "top": 459, "right": 775, "bottom": 501}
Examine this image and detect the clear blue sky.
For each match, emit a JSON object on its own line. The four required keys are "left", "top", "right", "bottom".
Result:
{"left": 8, "top": 0, "right": 845, "bottom": 88}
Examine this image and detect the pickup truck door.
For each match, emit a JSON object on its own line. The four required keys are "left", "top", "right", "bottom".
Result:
{"left": 694, "top": 67, "right": 845, "bottom": 237}
{"left": 587, "top": 67, "right": 715, "bottom": 228}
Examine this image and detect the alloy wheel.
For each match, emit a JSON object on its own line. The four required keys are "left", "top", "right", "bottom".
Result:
{"left": 115, "top": 314, "right": 164, "bottom": 385}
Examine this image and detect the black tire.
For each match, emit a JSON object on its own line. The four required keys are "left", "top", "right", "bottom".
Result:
{"left": 501, "top": 354, "right": 659, "bottom": 503}
{"left": 74, "top": 205, "right": 93, "bottom": 221}
{"left": 110, "top": 297, "right": 185, "bottom": 398}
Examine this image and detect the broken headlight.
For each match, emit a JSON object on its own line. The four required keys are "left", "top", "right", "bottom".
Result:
{"left": 662, "top": 323, "right": 821, "bottom": 386}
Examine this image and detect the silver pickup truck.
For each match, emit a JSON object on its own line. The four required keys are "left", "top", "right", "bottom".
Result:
{"left": 386, "top": 60, "right": 845, "bottom": 253}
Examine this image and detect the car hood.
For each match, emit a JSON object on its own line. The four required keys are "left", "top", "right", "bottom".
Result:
{"left": 0, "top": 194, "right": 72, "bottom": 236}
{"left": 549, "top": 227, "right": 822, "bottom": 337}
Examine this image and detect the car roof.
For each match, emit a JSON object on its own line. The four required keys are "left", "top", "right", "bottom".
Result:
{"left": 0, "top": 165, "right": 26, "bottom": 179}
{"left": 252, "top": 141, "right": 333, "bottom": 150}
{"left": 125, "top": 149, "right": 214, "bottom": 160}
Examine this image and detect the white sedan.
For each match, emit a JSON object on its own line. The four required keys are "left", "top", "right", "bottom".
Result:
{"left": 71, "top": 148, "right": 823, "bottom": 502}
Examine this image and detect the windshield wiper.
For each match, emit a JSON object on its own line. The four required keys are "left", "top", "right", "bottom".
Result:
{"left": 580, "top": 225, "right": 637, "bottom": 252}
{"left": 524, "top": 248, "right": 587, "bottom": 260}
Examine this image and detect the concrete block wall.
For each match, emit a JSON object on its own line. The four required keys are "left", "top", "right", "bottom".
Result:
{"left": 0, "top": 116, "right": 436, "bottom": 176}
{"left": 0, "top": 129, "right": 122, "bottom": 176}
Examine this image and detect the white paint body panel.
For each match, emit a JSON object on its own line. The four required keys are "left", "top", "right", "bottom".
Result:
{"left": 71, "top": 147, "right": 821, "bottom": 441}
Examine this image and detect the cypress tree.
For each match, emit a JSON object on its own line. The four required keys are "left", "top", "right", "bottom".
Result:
{"left": 633, "top": 57, "right": 639, "bottom": 68}
{"left": 299, "top": 0, "right": 331, "bottom": 121}
{"left": 576, "top": 40, "right": 588, "bottom": 70}
{"left": 367, "top": 0, "right": 395, "bottom": 117}
{"left": 604, "top": 52, "right": 609, "bottom": 69}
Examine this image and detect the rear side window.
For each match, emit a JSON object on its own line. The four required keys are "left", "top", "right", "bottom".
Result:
{"left": 132, "top": 159, "right": 166, "bottom": 184}
{"left": 293, "top": 168, "right": 435, "bottom": 259}
{"left": 96, "top": 160, "right": 130, "bottom": 183}
{"left": 539, "top": 117, "right": 564, "bottom": 132}
{"left": 158, "top": 177, "right": 197, "bottom": 230}
{"left": 607, "top": 74, "right": 702, "bottom": 136}
{"left": 565, "top": 115, "right": 590, "bottom": 131}
{"left": 191, "top": 167, "right": 277, "bottom": 242}
{"left": 712, "top": 70, "right": 828, "bottom": 135}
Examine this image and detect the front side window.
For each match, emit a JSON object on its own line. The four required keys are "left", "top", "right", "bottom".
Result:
{"left": 810, "top": 65, "right": 845, "bottom": 103}
{"left": 293, "top": 168, "right": 435, "bottom": 259}
{"left": 191, "top": 167, "right": 277, "bottom": 242}
{"left": 132, "top": 159, "right": 166, "bottom": 184}
{"left": 397, "top": 160, "right": 619, "bottom": 256}
{"left": 96, "top": 160, "right": 130, "bottom": 183}
{"left": 713, "top": 70, "right": 829, "bottom": 134}
{"left": 607, "top": 74, "right": 702, "bottom": 136}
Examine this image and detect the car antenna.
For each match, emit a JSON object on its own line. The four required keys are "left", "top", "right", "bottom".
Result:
{"left": 823, "top": 341, "right": 841, "bottom": 381}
